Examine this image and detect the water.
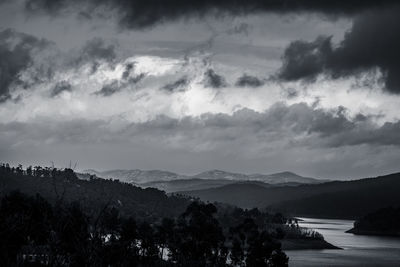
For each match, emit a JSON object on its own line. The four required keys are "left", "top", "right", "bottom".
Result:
{"left": 286, "top": 217, "right": 400, "bottom": 266}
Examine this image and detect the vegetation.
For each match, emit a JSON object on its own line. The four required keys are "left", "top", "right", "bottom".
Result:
{"left": 0, "top": 163, "right": 291, "bottom": 266}
{"left": 180, "top": 173, "right": 400, "bottom": 219}
{"left": 0, "top": 191, "right": 290, "bottom": 266}
{"left": 347, "top": 207, "right": 400, "bottom": 236}
{"left": 0, "top": 163, "right": 190, "bottom": 220}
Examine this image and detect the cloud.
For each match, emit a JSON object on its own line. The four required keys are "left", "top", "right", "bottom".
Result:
{"left": 235, "top": 74, "right": 264, "bottom": 87}
{"left": 20, "top": 0, "right": 399, "bottom": 29}
{"left": 203, "top": 69, "right": 226, "bottom": 88}
{"left": 50, "top": 80, "right": 72, "bottom": 97}
{"left": 94, "top": 72, "right": 145, "bottom": 97}
{"left": 161, "top": 77, "right": 188, "bottom": 92}
{"left": 118, "top": 104, "right": 400, "bottom": 148}
{"left": 77, "top": 11, "right": 92, "bottom": 21}
{"left": 2, "top": 102, "right": 400, "bottom": 178}
{"left": 120, "top": 62, "right": 146, "bottom": 84}
{"left": 278, "top": 6, "right": 400, "bottom": 93}
{"left": 127, "top": 73, "right": 146, "bottom": 85}
{"left": 0, "top": 28, "right": 50, "bottom": 102}
{"left": 4, "top": 102, "right": 399, "bottom": 148}
{"left": 71, "top": 37, "right": 116, "bottom": 68}
{"left": 227, "top": 23, "right": 251, "bottom": 36}
{"left": 282, "top": 87, "right": 298, "bottom": 99}
{"left": 121, "top": 63, "right": 134, "bottom": 80}
{"left": 278, "top": 36, "right": 331, "bottom": 81}
{"left": 95, "top": 80, "right": 120, "bottom": 97}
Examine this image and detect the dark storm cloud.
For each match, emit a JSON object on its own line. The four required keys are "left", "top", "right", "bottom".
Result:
{"left": 20, "top": 0, "right": 399, "bottom": 29}
{"left": 235, "top": 74, "right": 264, "bottom": 88}
{"left": 161, "top": 77, "right": 188, "bottom": 92}
{"left": 72, "top": 37, "right": 116, "bottom": 67}
{"left": 322, "top": 120, "right": 400, "bottom": 148}
{"left": 80, "top": 37, "right": 116, "bottom": 62}
{"left": 278, "top": 6, "right": 400, "bottom": 93}
{"left": 50, "top": 80, "right": 72, "bottom": 97}
{"left": 77, "top": 11, "right": 92, "bottom": 21}
{"left": 203, "top": 69, "right": 226, "bottom": 89}
{"left": 307, "top": 106, "right": 354, "bottom": 137}
{"left": 279, "top": 36, "right": 331, "bottom": 81}
{"left": 0, "top": 29, "right": 50, "bottom": 102}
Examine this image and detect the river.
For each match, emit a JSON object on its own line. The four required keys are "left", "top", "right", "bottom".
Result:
{"left": 286, "top": 217, "right": 400, "bottom": 266}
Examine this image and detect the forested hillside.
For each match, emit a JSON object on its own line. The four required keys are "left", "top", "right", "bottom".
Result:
{"left": 0, "top": 163, "right": 292, "bottom": 266}
{"left": 347, "top": 207, "right": 400, "bottom": 236}
{"left": 0, "top": 163, "right": 337, "bottom": 266}
{"left": 181, "top": 173, "right": 400, "bottom": 219}
{"left": 0, "top": 163, "right": 189, "bottom": 219}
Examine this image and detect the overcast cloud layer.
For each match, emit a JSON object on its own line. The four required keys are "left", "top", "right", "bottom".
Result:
{"left": 1, "top": 0, "right": 400, "bottom": 179}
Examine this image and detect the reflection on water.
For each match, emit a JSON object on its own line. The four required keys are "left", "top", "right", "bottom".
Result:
{"left": 287, "top": 217, "right": 400, "bottom": 266}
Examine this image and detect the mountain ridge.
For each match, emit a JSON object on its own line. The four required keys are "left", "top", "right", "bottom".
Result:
{"left": 82, "top": 168, "right": 323, "bottom": 185}
{"left": 179, "top": 172, "right": 400, "bottom": 219}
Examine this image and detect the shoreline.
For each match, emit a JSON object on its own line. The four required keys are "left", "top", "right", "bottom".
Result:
{"left": 346, "top": 228, "right": 400, "bottom": 237}
{"left": 282, "top": 239, "right": 341, "bottom": 250}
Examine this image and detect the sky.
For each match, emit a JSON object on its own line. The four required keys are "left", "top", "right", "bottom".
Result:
{"left": 0, "top": 0, "right": 400, "bottom": 179}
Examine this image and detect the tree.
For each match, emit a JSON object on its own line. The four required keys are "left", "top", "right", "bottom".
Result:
{"left": 138, "top": 222, "right": 159, "bottom": 262}
{"left": 26, "top": 165, "right": 32, "bottom": 176}
{"left": 269, "top": 248, "right": 289, "bottom": 267}
{"left": 171, "top": 202, "right": 227, "bottom": 266}
{"left": 0, "top": 192, "right": 53, "bottom": 266}
{"left": 51, "top": 202, "right": 90, "bottom": 266}
{"left": 230, "top": 238, "right": 244, "bottom": 266}
{"left": 156, "top": 217, "right": 175, "bottom": 259}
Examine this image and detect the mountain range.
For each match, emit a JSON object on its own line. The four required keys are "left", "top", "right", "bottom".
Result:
{"left": 80, "top": 169, "right": 324, "bottom": 192}
{"left": 79, "top": 168, "right": 400, "bottom": 219}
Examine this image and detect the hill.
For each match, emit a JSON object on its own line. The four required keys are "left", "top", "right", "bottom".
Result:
{"left": 346, "top": 207, "right": 400, "bottom": 236}
{"left": 0, "top": 163, "right": 343, "bottom": 263}
{"left": 0, "top": 166, "right": 189, "bottom": 220}
{"left": 180, "top": 173, "right": 400, "bottom": 219}
{"left": 140, "top": 179, "right": 312, "bottom": 193}
{"left": 140, "top": 178, "right": 240, "bottom": 193}
{"left": 247, "top": 171, "right": 322, "bottom": 184}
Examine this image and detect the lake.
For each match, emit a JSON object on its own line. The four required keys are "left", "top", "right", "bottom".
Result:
{"left": 286, "top": 217, "right": 400, "bottom": 266}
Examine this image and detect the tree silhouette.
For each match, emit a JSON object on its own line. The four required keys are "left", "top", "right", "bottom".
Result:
{"left": 0, "top": 163, "right": 290, "bottom": 266}
{"left": 170, "top": 202, "right": 227, "bottom": 266}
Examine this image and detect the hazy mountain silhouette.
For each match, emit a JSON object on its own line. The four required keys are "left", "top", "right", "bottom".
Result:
{"left": 82, "top": 169, "right": 323, "bottom": 192}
